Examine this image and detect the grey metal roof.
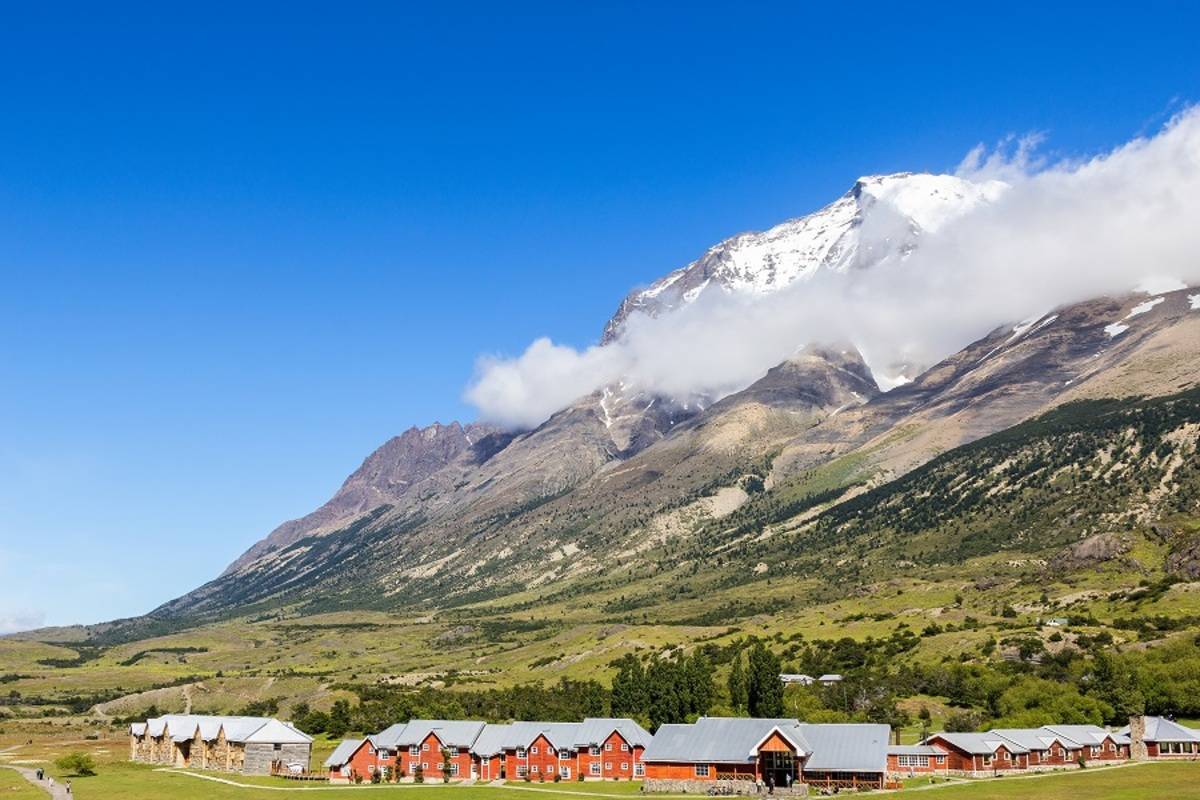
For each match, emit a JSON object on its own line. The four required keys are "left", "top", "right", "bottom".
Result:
{"left": 799, "top": 724, "right": 888, "bottom": 773}
{"left": 989, "top": 728, "right": 1071, "bottom": 751}
{"left": 642, "top": 718, "right": 811, "bottom": 764}
{"left": 471, "top": 724, "right": 513, "bottom": 757}
{"left": 506, "top": 721, "right": 583, "bottom": 750}
{"left": 324, "top": 739, "right": 364, "bottom": 768}
{"left": 1118, "top": 717, "right": 1200, "bottom": 743}
{"left": 1040, "top": 724, "right": 1129, "bottom": 747}
{"left": 928, "top": 732, "right": 1028, "bottom": 755}
{"left": 887, "top": 745, "right": 943, "bottom": 756}
{"left": 142, "top": 714, "right": 299, "bottom": 744}
{"left": 371, "top": 719, "right": 486, "bottom": 749}
{"left": 129, "top": 722, "right": 147, "bottom": 736}
{"left": 574, "top": 718, "right": 652, "bottom": 749}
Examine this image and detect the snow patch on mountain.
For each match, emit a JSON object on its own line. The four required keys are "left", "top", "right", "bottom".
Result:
{"left": 1127, "top": 297, "right": 1165, "bottom": 318}
{"left": 1189, "top": 294, "right": 1200, "bottom": 310}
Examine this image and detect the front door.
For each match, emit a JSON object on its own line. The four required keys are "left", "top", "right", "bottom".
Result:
{"left": 759, "top": 751, "right": 796, "bottom": 788}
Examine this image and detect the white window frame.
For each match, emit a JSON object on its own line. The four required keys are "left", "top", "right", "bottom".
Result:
{"left": 422, "top": 743, "right": 430, "bottom": 752}
{"left": 516, "top": 748, "right": 527, "bottom": 759}
{"left": 605, "top": 743, "right": 613, "bottom": 752}
{"left": 410, "top": 746, "right": 420, "bottom": 757}
{"left": 517, "top": 765, "right": 528, "bottom": 777}
{"left": 559, "top": 766, "right": 570, "bottom": 778}
{"left": 620, "top": 744, "right": 630, "bottom": 752}
{"left": 531, "top": 765, "right": 539, "bottom": 774}
{"left": 450, "top": 763, "right": 460, "bottom": 776}
{"left": 559, "top": 749, "right": 571, "bottom": 760}
{"left": 449, "top": 747, "right": 459, "bottom": 757}
{"left": 531, "top": 746, "right": 539, "bottom": 755}
{"left": 589, "top": 746, "right": 600, "bottom": 756}
{"left": 634, "top": 763, "right": 645, "bottom": 777}
{"left": 590, "top": 763, "right": 601, "bottom": 776}
{"left": 694, "top": 764, "right": 710, "bottom": 777}
{"left": 620, "top": 762, "right": 628, "bottom": 771}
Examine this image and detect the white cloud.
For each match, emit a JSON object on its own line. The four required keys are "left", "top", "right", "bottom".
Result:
{"left": 467, "top": 109, "right": 1200, "bottom": 429}
{"left": 0, "top": 609, "right": 46, "bottom": 635}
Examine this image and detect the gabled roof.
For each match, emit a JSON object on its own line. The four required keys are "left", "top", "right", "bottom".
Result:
{"left": 371, "top": 719, "right": 487, "bottom": 750}
{"left": 1041, "top": 724, "right": 1129, "bottom": 748}
{"left": 471, "top": 724, "right": 513, "bottom": 757}
{"left": 245, "top": 719, "right": 314, "bottom": 744}
{"left": 140, "top": 714, "right": 310, "bottom": 744}
{"left": 1118, "top": 717, "right": 1200, "bottom": 743}
{"left": 508, "top": 721, "right": 583, "bottom": 750}
{"left": 574, "top": 718, "right": 652, "bottom": 749}
{"left": 325, "top": 739, "right": 364, "bottom": 768}
{"left": 928, "top": 732, "right": 1028, "bottom": 755}
{"left": 989, "top": 728, "right": 1073, "bottom": 752}
{"left": 643, "top": 718, "right": 810, "bottom": 764}
{"left": 799, "top": 724, "right": 888, "bottom": 773}
{"left": 130, "top": 722, "right": 147, "bottom": 736}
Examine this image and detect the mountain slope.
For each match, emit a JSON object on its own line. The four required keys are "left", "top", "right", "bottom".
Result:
{"left": 150, "top": 287, "right": 1198, "bottom": 625}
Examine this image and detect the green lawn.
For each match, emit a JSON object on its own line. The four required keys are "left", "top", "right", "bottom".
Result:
{"left": 916, "top": 762, "right": 1200, "bottom": 799}
{"left": 0, "top": 767, "right": 46, "bottom": 799}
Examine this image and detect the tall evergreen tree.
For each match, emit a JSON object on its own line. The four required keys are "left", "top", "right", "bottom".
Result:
{"left": 728, "top": 650, "right": 748, "bottom": 712}
{"left": 746, "top": 642, "right": 784, "bottom": 717}
{"left": 610, "top": 654, "right": 649, "bottom": 719}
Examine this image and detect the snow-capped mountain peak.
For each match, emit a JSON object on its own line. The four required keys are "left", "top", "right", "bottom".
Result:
{"left": 602, "top": 172, "right": 1007, "bottom": 342}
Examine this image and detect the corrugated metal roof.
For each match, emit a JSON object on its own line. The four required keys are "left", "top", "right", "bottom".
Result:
{"left": 989, "top": 729, "right": 1065, "bottom": 751}
{"left": 574, "top": 718, "right": 652, "bottom": 748}
{"left": 887, "top": 745, "right": 943, "bottom": 756}
{"left": 245, "top": 719, "right": 314, "bottom": 744}
{"left": 471, "top": 724, "right": 513, "bottom": 757}
{"left": 507, "top": 721, "right": 583, "bottom": 750}
{"left": 1041, "top": 724, "right": 1129, "bottom": 747}
{"left": 1118, "top": 716, "right": 1200, "bottom": 743}
{"left": 642, "top": 718, "right": 810, "bottom": 764}
{"left": 371, "top": 719, "right": 486, "bottom": 749}
{"left": 324, "top": 739, "right": 364, "bottom": 768}
{"left": 928, "top": 732, "right": 1028, "bottom": 755}
{"left": 129, "top": 722, "right": 147, "bottom": 736}
{"left": 139, "top": 714, "right": 309, "bottom": 744}
{"left": 799, "top": 724, "right": 888, "bottom": 773}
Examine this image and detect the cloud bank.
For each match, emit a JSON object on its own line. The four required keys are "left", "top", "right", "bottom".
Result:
{"left": 467, "top": 109, "right": 1200, "bottom": 429}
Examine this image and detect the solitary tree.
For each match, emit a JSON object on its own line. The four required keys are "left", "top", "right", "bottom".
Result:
{"left": 55, "top": 752, "right": 97, "bottom": 777}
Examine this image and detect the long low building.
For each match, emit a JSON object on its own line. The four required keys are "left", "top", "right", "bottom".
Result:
{"left": 1119, "top": 716, "right": 1200, "bottom": 758}
{"left": 129, "top": 714, "right": 313, "bottom": 775}
{"left": 324, "top": 717, "right": 652, "bottom": 784}
{"left": 924, "top": 724, "right": 1131, "bottom": 776}
{"left": 641, "top": 717, "right": 890, "bottom": 792}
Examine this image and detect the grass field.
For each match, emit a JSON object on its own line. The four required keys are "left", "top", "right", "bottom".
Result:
{"left": 5, "top": 730, "right": 1200, "bottom": 800}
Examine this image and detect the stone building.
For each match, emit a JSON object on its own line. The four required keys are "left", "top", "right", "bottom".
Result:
{"left": 129, "top": 714, "right": 313, "bottom": 775}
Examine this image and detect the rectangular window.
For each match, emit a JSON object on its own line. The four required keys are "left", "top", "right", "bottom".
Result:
{"left": 422, "top": 743, "right": 430, "bottom": 752}
{"left": 516, "top": 749, "right": 526, "bottom": 759}
{"left": 590, "top": 764, "right": 601, "bottom": 776}
{"left": 982, "top": 755, "right": 991, "bottom": 765}
{"left": 559, "top": 749, "right": 571, "bottom": 760}
{"left": 421, "top": 763, "right": 428, "bottom": 770}
{"left": 368, "top": 765, "right": 375, "bottom": 774}
{"left": 590, "top": 746, "right": 600, "bottom": 756}
{"left": 559, "top": 766, "right": 570, "bottom": 778}
{"left": 634, "top": 763, "right": 644, "bottom": 777}
{"left": 531, "top": 746, "right": 539, "bottom": 755}
{"left": 605, "top": 762, "right": 612, "bottom": 770}
{"left": 620, "top": 744, "right": 629, "bottom": 752}
{"left": 694, "top": 764, "right": 710, "bottom": 777}
{"left": 368, "top": 745, "right": 375, "bottom": 755}
{"left": 531, "top": 766, "right": 539, "bottom": 773}
{"left": 450, "top": 763, "right": 460, "bottom": 776}
{"left": 517, "top": 766, "right": 528, "bottom": 777}
{"left": 436, "top": 763, "right": 443, "bottom": 770}
{"left": 621, "top": 762, "right": 628, "bottom": 771}
{"left": 410, "top": 746, "right": 420, "bottom": 757}
{"left": 449, "top": 747, "right": 459, "bottom": 757}
{"left": 936, "top": 756, "right": 945, "bottom": 764}
{"left": 605, "top": 743, "right": 612, "bottom": 751}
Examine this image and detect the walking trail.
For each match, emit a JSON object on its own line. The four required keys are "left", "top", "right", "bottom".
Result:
{"left": 1, "top": 761, "right": 72, "bottom": 799}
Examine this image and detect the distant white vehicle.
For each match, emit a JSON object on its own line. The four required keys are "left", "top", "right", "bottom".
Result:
{"left": 779, "top": 673, "right": 815, "bottom": 685}
{"left": 285, "top": 762, "right": 306, "bottom": 774}
{"left": 818, "top": 674, "right": 844, "bottom": 685}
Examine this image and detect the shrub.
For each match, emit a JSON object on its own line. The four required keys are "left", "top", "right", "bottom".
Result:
{"left": 414, "top": 765, "right": 424, "bottom": 784}
{"left": 54, "top": 753, "right": 96, "bottom": 777}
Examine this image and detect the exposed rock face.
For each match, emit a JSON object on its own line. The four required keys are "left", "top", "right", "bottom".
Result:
{"left": 1050, "top": 533, "right": 1132, "bottom": 573}
{"left": 223, "top": 421, "right": 498, "bottom": 574}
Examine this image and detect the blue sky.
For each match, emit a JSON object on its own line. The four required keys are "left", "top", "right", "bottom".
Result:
{"left": 1, "top": 2, "right": 1197, "bottom": 631}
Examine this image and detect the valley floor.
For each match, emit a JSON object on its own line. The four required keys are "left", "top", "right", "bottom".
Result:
{"left": 3, "top": 730, "right": 1198, "bottom": 800}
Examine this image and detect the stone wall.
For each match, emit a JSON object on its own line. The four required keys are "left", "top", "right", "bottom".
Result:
{"left": 243, "top": 742, "right": 312, "bottom": 775}
{"left": 644, "top": 778, "right": 805, "bottom": 795}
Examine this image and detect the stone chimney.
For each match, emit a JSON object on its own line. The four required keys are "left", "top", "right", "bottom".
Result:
{"left": 1129, "top": 715, "right": 1148, "bottom": 761}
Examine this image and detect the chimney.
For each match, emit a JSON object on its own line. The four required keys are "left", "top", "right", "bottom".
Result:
{"left": 1129, "top": 715, "right": 1148, "bottom": 761}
